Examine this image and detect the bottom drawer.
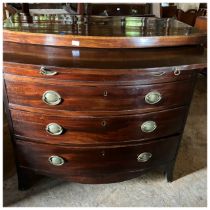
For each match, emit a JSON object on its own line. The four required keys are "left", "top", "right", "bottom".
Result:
{"left": 16, "top": 136, "right": 180, "bottom": 183}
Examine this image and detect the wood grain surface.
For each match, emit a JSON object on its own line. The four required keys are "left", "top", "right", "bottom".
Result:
{"left": 16, "top": 135, "right": 180, "bottom": 183}
{"left": 11, "top": 107, "right": 187, "bottom": 145}
{"left": 4, "top": 74, "right": 194, "bottom": 112}
{"left": 3, "top": 42, "right": 207, "bottom": 69}
{"left": 3, "top": 16, "right": 206, "bottom": 48}
{"left": 3, "top": 62, "right": 198, "bottom": 84}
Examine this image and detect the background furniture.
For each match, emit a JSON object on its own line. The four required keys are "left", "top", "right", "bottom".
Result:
{"left": 194, "top": 16, "right": 207, "bottom": 74}
{"left": 160, "top": 3, "right": 207, "bottom": 26}
{"left": 86, "top": 3, "right": 152, "bottom": 16}
{"left": 160, "top": 5, "right": 177, "bottom": 18}
{"left": 176, "top": 9, "right": 198, "bottom": 26}
{"left": 6, "top": 3, "right": 153, "bottom": 16}
{"left": 195, "top": 16, "right": 207, "bottom": 32}
{"left": 3, "top": 3, "right": 17, "bottom": 20}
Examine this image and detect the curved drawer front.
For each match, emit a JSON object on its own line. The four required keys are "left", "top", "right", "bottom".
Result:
{"left": 16, "top": 136, "right": 180, "bottom": 183}
{"left": 3, "top": 42, "right": 207, "bottom": 70}
{"left": 11, "top": 107, "right": 186, "bottom": 145}
{"left": 4, "top": 62, "right": 195, "bottom": 84}
{"left": 5, "top": 75, "right": 194, "bottom": 112}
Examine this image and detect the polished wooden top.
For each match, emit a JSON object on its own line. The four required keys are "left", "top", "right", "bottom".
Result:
{"left": 3, "top": 14, "right": 206, "bottom": 48}
{"left": 3, "top": 14, "right": 201, "bottom": 36}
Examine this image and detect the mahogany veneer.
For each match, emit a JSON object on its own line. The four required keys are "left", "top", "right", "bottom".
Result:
{"left": 16, "top": 136, "right": 180, "bottom": 184}
{"left": 3, "top": 14, "right": 207, "bottom": 190}
{"left": 11, "top": 107, "right": 187, "bottom": 145}
{"left": 5, "top": 76, "right": 194, "bottom": 112}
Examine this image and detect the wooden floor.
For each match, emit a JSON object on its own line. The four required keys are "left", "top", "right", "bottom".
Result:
{"left": 3, "top": 74, "right": 207, "bottom": 207}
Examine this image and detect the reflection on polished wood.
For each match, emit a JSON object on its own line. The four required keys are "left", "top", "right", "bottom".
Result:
{"left": 3, "top": 14, "right": 206, "bottom": 48}
{"left": 3, "top": 42, "right": 206, "bottom": 69}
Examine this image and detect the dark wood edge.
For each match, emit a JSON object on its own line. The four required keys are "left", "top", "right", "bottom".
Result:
{"left": 3, "top": 72, "right": 196, "bottom": 86}
{"left": 14, "top": 134, "right": 181, "bottom": 149}
{"left": 10, "top": 105, "right": 187, "bottom": 118}
{"left": 3, "top": 30, "right": 207, "bottom": 48}
{"left": 166, "top": 72, "right": 198, "bottom": 179}
{"left": 14, "top": 132, "right": 182, "bottom": 148}
{"left": 4, "top": 82, "right": 40, "bottom": 190}
{"left": 3, "top": 81, "right": 22, "bottom": 179}
{"left": 3, "top": 81, "right": 14, "bottom": 137}
{"left": 3, "top": 61, "right": 207, "bottom": 72}
{"left": 8, "top": 103, "right": 189, "bottom": 117}
{"left": 18, "top": 162, "right": 170, "bottom": 184}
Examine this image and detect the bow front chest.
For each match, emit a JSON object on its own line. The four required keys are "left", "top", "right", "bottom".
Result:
{"left": 3, "top": 15, "right": 207, "bottom": 190}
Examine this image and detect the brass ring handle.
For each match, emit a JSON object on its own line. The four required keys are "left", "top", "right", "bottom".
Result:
{"left": 145, "top": 91, "right": 161, "bottom": 104}
{"left": 48, "top": 156, "right": 64, "bottom": 166}
{"left": 42, "top": 90, "right": 62, "bottom": 105}
{"left": 40, "top": 66, "right": 57, "bottom": 76}
{"left": 137, "top": 152, "right": 152, "bottom": 162}
{"left": 46, "top": 123, "right": 63, "bottom": 135}
{"left": 141, "top": 121, "right": 157, "bottom": 133}
{"left": 173, "top": 67, "right": 181, "bottom": 76}
{"left": 174, "top": 69, "right": 181, "bottom": 76}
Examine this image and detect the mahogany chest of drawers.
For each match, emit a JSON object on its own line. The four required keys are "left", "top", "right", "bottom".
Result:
{"left": 3, "top": 15, "right": 207, "bottom": 190}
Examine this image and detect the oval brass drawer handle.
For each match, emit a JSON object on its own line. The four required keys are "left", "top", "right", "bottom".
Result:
{"left": 46, "top": 123, "right": 63, "bottom": 135}
{"left": 42, "top": 90, "right": 62, "bottom": 105}
{"left": 40, "top": 66, "right": 57, "bottom": 76}
{"left": 137, "top": 152, "right": 152, "bottom": 162}
{"left": 49, "top": 155, "right": 64, "bottom": 166}
{"left": 145, "top": 91, "right": 161, "bottom": 104}
{"left": 141, "top": 121, "right": 157, "bottom": 133}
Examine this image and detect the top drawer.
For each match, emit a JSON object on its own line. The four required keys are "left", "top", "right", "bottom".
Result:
{"left": 5, "top": 74, "right": 194, "bottom": 114}
{"left": 3, "top": 62, "right": 196, "bottom": 85}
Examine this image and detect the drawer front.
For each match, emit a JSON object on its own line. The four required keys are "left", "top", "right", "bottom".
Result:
{"left": 11, "top": 107, "right": 187, "bottom": 145}
{"left": 3, "top": 62, "right": 195, "bottom": 84}
{"left": 16, "top": 136, "right": 180, "bottom": 183}
{"left": 5, "top": 74, "right": 194, "bottom": 112}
